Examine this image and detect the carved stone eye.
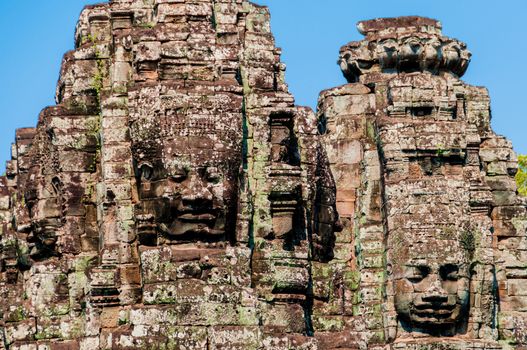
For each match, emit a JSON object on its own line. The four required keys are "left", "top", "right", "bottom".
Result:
{"left": 139, "top": 164, "right": 153, "bottom": 181}
{"left": 405, "top": 265, "right": 430, "bottom": 284}
{"left": 205, "top": 167, "right": 221, "bottom": 183}
{"left": 440, "top": 264, "right": 459, "bottom": 281}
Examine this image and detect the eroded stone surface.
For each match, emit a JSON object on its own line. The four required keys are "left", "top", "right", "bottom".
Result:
{"left": 0, "top": 6, "right": 525, "bottom": 350}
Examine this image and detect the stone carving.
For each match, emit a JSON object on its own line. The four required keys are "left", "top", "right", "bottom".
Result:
{"left": 316, "top": 16, "right": 526, "bottom": 349}
{"left": 0, "top": 1, "right": 340, "bottom": 348}
{"left": 24, "top": 176, "right": 64, "bottom": 259}
{"left": 0, "top": 4, "right": 526, "bottom": 350}
{"left": 130, "top": 94, "right": 242, "bottom": 245}
{"left": 339, "top": 17, "right": 471, "bottom": 82}
{"left": 391, "top": 237, "right": 472, "bottom": 336}
{"left": 269, "top": 112, "right": 301, "bottom": 168}
{"left": 378, "top": 72, "right": 496, "bottom": 341}
{"left": 0, "top": 237, "right": 19, "bottom": 284}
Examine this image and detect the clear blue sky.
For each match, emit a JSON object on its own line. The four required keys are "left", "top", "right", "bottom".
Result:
{"left": 1, "top": 1, "right": 526, "bottom": 171}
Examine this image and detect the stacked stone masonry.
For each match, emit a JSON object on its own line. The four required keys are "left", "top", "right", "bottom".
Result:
{"left": 0, "top": 2, "right": 525, "bottom": 349}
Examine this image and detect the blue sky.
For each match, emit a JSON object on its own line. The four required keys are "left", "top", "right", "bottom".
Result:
{"left": 1, "top": 1, "right": 526, "bottom": 171}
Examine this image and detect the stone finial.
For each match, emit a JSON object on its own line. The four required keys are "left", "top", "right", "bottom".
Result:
{"left": 339, "top": 16, "right": 471, "bottom": 82}
{"left": 357, "top": 16, "right": 442, "bottom": 37}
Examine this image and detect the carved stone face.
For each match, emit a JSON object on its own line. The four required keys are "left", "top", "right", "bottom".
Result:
{"left": 135, "top": 160, "right": 233, "bottom": 244}
{"left": 379, "top": 73, "right": 483, "bottom": 334}
{"left": 130, "top": 88, "right": 243, "bottom": 246}
{"left": 392, "top": 238, "right": 470, "bottom": 332}
{"left": 131, "top": 117, "right": 240, "bottom": 245}
{"left": 25, "top": 176, "right": 63, "bottom": 258}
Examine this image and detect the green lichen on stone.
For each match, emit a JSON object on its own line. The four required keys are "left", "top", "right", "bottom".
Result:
{"left": 343, "top": 270, "right": 360, "bottom": 291}
{"left": 511, "top": 216, "right": 527, "bottom": 234}
{"left": 5, "top": 306, "right": 28, "bottom": 322}
{"left": 74, "top": 255, "right": 97, "bottom": 272}
{"left": 313, "top": 316, "right": 345, "bottom": 332}
{"left": 237, "top": 306, "right": 260, "bottom": 326}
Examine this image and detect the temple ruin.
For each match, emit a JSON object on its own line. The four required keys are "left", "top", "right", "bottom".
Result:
{"left": 0, "top": 1, "right": 526, "bottom": 349}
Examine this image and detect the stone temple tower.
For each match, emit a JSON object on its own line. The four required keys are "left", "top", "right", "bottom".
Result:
{"left": 0, "top": 3, "right": 526, "bottom": 350}
{"left": 318, "top": 16, "right": 527, "bottom": 349}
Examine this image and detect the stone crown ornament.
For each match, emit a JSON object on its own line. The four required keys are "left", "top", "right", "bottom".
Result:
{"left": 339, "top": 16, "right": 471, "bottom": 82}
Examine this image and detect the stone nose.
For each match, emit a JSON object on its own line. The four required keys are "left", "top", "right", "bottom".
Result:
{"left": 410, "top": 43, "right": 421, "bottom": 54}
{"left": 422, "top": 273, "right": 448, "bottom": 303}
{"left": 180, "top": 176, "right": 213, "bottom": 208}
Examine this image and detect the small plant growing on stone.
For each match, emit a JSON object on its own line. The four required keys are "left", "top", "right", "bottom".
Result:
{"left": 435, "top": 144, "right": 449, "bottom": 157}
{"left": 516, "top": 154, "right": 527, "bottom": 196}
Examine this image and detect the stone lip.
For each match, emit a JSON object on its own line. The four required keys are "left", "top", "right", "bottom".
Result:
{"left": 357, "top": 16, "right": 442, "bottom": 36}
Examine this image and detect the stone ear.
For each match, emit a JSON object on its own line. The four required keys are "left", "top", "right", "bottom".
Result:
{"left": 51, "top": 176, "right": 62, "bottom": 192}
{"left": 139, "top": 163, "right": 154, "bottom": 181}
{"left": 469, "top": 262, "right": 478, "bottom": 277}
{"left": 387, "top": 263, "right": 393, "bottom": 276}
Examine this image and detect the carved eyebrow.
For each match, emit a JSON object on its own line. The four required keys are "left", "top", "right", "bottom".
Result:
{"left": 405, "top": 265, "right": 430, "bottom": 274}
{"left": 405, "top": 264, "right": 429, "bottom": 269}
{"left": 200, "top": 165, "right": 225, "bottom": 173}
{"left": 440, "top": 264, "right": 459, "bottom": 272}
{"left": 172, "top": 167, "right": 187, "bottom": 174}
